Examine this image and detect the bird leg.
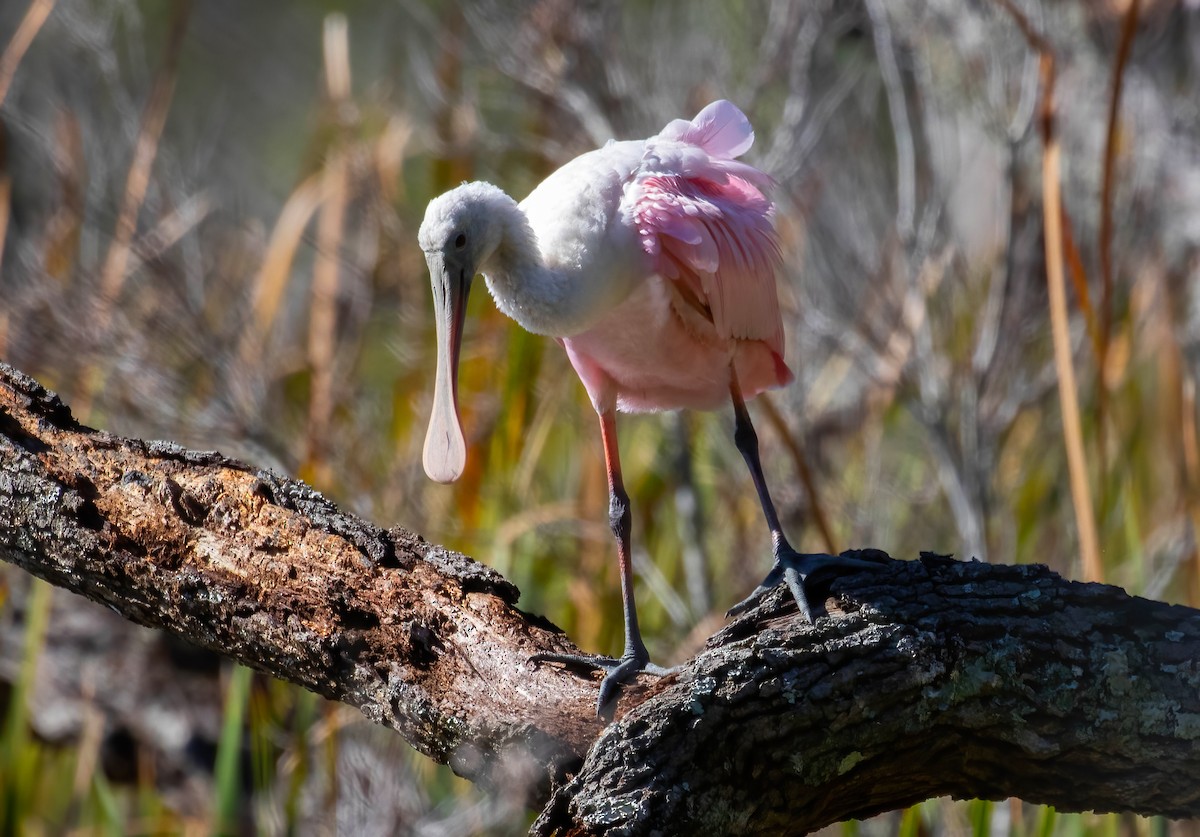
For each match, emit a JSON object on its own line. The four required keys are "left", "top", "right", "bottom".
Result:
{"left": 724, "top": 371, "right": 881, "bottom": 621}
{"left": 530, "top": 409, "right": 671, "bottom": 715}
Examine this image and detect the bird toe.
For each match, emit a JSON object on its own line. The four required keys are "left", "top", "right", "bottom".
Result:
{"left": 729, "top": 549, "right": 888, "bottom": 622}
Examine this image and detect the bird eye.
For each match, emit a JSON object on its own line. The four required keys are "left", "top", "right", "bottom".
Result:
{"left": 454, "top": 232, "right": 467, "bottom": 249}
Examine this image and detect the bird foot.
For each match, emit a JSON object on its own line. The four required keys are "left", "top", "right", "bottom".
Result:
{"left": 727, "top": 548, "right": 888, "bottom": 622}
{"left": 530, "top": 648, "right": 674, "bottom": 716}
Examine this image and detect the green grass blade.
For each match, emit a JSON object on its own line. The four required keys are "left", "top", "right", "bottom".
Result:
{"left": 0, "top": 579, "right": 53, "bottom": 833}
{"left": 898, "top": 804, "right": 922, "bottom": 837}
{"left": 1033, "top": 804, "right": 1057, "bottom": 837}
{"left": 91, "top": 768, "right": 124, "bottom": 837}
{"left": 969, "top": 798, "right": 992, "bottom": 837}
{"left": 213, "top": 664, "right": 252, "bottom": 835}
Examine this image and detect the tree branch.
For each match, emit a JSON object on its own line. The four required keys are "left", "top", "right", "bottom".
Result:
{"left": 0, "top": 362, "right": 605, "bottom": 803}
{"left": 1, "top": 362, "right": 1198, "bottom": 834}
{"left": 535, "top": 558, "right": 1200, "bottom": 834}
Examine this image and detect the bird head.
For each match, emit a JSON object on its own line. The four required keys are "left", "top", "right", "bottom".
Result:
{"left": 417, "top": 182, "right": 509, "bottom": 483}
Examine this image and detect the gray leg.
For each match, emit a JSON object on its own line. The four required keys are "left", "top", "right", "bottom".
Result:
{"left": 726, "top": 371, "right": 881, "bottom": 620}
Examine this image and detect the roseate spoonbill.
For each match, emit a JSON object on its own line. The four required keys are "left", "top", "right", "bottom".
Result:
{"left": 418, "top": 100, "right": 876, "bottom": 712}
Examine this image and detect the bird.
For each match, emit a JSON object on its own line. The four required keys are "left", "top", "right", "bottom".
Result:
{"left": 418, "top": 100, "right": 877, "bottom": 713}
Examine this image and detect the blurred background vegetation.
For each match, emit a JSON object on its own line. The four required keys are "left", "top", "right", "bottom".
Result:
{"left": 0, "top": 0, "right": 1198, "bottom": 833}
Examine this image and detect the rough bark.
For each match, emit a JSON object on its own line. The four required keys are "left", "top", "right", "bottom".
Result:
{"left": 534, "top": 560, "right": 1200, "bottom": 834}
{"left": 0, "top": 361, "right": 1197, "bottom": 835}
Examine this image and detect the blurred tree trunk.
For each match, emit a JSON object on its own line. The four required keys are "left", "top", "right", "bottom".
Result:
{"left": 0, "top": 361, "right": 1197, "bottom": 835}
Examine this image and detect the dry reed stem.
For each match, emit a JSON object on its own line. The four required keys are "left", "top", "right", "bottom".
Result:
{"left": 0, "top": 0, "right": 51, "bottom": 361}
{"left": 0, "top": 173, "right": 10, "bottom": 323}
{"left": 75, "top": 0, "right": 191, "bottom": 418}
{"left": 0, "top": 0, "right": 55, "bottom": 108}
{"left": 126, "top": 192, "right": 210, "bottom": 277}
{"left": 864, "top": 0, "right": 915, "bottom": 242}
{"left": 305, "top": 14, "right": 352, "bottom": 485}
{"left": 93, "top": 2, "right": 190, "bottom": 320}
{"left": 1047, "top": 170, "right": 1102, "bottom": 579}
{"left": 1042, "top": 117, "right": 1105, "bottom": 584}
{"left": 1094, "top": 0, "right": 1140, "bottom": 494}
{"left": 1042, "top": 91, "right": 1105, "bottom": 584}
{"left": 0, "top": 175, "right": 8, "bottom": 357}
{"left": 1061, "top": 206, "right": 1102, "bottom": 356}
{"left": 374, "top": 115, "right": 413, "bottom": 204}
{"left": 43, "top": 110, "right": 84, "bottom": 280}
{"left": 1100, "top": 0, "right": 1140, "bottom": 372}
{"left": 66, "top": 679, "right": 105, "bottom": 821}
{"left": 996, "top": 0, "right": 1104, "bottom": 583}
{"left": 1183, "top": 376, "right": 1200, "bottom": 607}
{"left": 237, "top": 173, "right": 323, "bottom": 371}
{"left": 322, "top": 13, "right": 351, "bottom": 102}
{"left": 496, "top": 500, "right": 590, "bottom": 547}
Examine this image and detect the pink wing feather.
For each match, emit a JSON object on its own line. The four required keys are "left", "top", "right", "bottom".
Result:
{"left": 627, "top": 101, "right": 785, "bottom": 356}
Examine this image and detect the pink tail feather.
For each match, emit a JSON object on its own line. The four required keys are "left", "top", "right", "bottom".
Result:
{"left": 659, "top": 100, "right": 755, "bottom": 159}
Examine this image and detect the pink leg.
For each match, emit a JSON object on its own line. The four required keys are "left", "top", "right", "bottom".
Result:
{"left": 530, "top": 408, "right": 669, "bottom": 716}
{"left": 599, "top": 410, "right": 650, "bottom": 668}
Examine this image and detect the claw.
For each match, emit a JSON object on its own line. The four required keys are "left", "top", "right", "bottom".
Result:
{"left": 531, "top": 650, "right": 674, "bottom": 716}
{"left": 727, "top": 549, "right": 886, "bottom": 621}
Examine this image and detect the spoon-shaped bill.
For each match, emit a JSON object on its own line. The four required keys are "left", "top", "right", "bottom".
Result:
{"left": 422, "top": 252, "right": 471, "bottom": 483}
